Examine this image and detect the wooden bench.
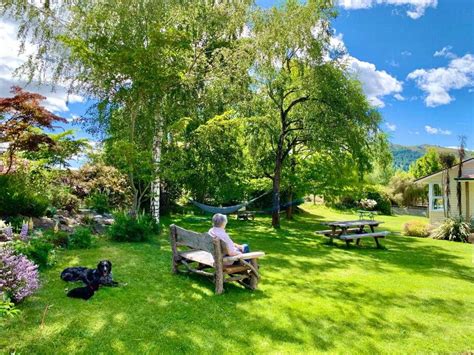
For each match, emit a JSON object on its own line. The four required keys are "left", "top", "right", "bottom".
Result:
{"left": 338, "top": 231, "right": 389, "bottom": 248}
{"left": 316, "top": 228, "right": 363, "bottom": 236}
{"left": 169, "top": 224, "right": 265, "bottom": 294}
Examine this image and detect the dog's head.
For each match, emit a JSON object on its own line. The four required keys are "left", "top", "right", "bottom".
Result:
{"left": 97, "top": 260, "right": 112, "bottom": 277}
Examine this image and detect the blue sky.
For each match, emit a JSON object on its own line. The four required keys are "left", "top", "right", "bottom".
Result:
{"left": 259, "top": 0, "right": 474, "bottom": 149}
{"left": 1, "top": 0, "right": 473, "bottom": 154}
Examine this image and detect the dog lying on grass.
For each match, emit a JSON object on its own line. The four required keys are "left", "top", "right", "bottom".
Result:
{"left": 61, "top": 260, "right": 119, "bottom": 287}
{"left": 61, "top": 260, "right": 123, "bottom": 300}
{"left": 67, "top": 279, "right": 100, "bottom": 300}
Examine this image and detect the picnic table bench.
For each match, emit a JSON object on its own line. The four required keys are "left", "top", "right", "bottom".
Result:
{"left": 316, "top": 220, "right": 388, "bottom": 248}
{"left": 357, "top": 210, "right": 378, "bottom": 220}
{"left": 236, "top": 211, "right": 255, "bottom": 221}
{"left": 170, "top": 224, "right": 265, "bottom": 294}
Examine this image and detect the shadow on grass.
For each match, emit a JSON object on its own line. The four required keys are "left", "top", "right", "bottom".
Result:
{"left": 2, "top": 208, "right": 473, "bottom": 353}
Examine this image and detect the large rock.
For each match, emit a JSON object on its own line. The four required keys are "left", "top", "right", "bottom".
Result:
{"left": 32, "top": 217, "right": 55, "bottom": 230}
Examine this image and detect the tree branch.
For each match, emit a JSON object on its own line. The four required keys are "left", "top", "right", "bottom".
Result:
{"left": 283, "top": 96, "right": 309, "bottom": 117}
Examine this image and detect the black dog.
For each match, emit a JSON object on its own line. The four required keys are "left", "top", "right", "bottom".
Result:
{"left": 67, "top": 279, "right": 100, "bottom": 300}
{"left": 61, "top": 260, "right": 118, "bottom": 287}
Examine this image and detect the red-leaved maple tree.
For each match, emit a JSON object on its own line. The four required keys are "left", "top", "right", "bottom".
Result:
{"left": 0, "top": 86, "right": 67, "bottom": 174}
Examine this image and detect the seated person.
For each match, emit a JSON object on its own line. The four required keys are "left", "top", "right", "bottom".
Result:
{"left": 209, "top": 213, "right": 249, "bottom": 260}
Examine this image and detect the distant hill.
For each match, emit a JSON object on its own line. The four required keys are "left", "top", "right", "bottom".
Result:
{"left": 390, "top": 144, "right": 473, "bottom": 171}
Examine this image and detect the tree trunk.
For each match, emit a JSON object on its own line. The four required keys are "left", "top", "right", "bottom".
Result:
{"left": 272, "top": 166, "right": 281, "bottom": 228}
{"left": 286, "top": 153, "right": 296, "bottom": 220}
{"left": 151, "top": 118, "right": 163, "bottom": 223}
{"left": 272, "top": 147, "right": 283, "bottom": 228}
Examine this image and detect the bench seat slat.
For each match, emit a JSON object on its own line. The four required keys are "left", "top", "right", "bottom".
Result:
{"left": 338, "top": 231, "right": 389, "bottom": 240}
{"left": 179, "top": 250, "right": 214, "bottom": 267}
{"left": 223, "top": 252, "right": 265, "bottom": 262}
{"left": 317, "top": 228, "right": 366, "bottom": 236}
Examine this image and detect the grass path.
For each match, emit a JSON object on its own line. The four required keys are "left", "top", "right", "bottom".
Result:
{"left": 1, "top": 204, "right": 473, "bottom": 354}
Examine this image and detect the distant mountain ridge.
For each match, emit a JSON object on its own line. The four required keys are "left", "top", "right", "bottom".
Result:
{"left": 390, "top": 144, "right": 473, "bottom": 171}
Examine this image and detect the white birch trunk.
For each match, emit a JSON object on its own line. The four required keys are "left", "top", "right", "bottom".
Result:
{"left": 151, "top": 118, "right": 163, "bottom": 223}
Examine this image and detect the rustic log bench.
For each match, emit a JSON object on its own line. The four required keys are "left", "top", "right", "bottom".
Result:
{"left": 170, "top": 224, "right": 265, "bottom": 294}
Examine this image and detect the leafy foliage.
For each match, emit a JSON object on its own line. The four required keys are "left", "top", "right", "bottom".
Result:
{"left": 409, "top": 148, "right": 442, "bottom": 179}
{"left": 0, "top": 295, "right": 20, "bottom": 318}
{"left": 0, "top": 173, "right": 49, "bottom": 217}
{"left": 388, "top": 171, "right": 427, "bottom": 207}
{"left": 0, "top": 87, "right": 67, "bottom": 174}
{"left": 68, "top": 227, "right": 93, "bottom": 249}
{"left": 108, "top": 212, "right": 159, "bottom": 242}
{"left": 432, "top": 218, "right": 470, "bottom": 242}
{"left": 12, "top": 237, "right": 55, "bottom": 269}
{"left": 69, "top": 162, "right": 130, "bottom": 209}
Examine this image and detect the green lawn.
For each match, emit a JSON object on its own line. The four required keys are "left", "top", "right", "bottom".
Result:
{"left": 1, "top": 204, "right": 473, "bottom": 354}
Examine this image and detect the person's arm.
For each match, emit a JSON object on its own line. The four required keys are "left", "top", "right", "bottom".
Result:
{"left": 221, "top": 231, "right": 241, "bottom": 256}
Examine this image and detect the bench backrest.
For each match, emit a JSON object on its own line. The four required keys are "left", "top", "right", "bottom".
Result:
{"left": 170, "top": 224, "right": 215, "bottom": 253}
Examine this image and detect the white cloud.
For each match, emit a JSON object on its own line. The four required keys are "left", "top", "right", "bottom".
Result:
{"left": 401, "top": 51, "right": 412, "bottom": 56}
{"left": 0, "top": 19, "right": 84, "bottom": 113}
{"left": 348, "top": 57, "right": 403, "bottom": 107}
{"left": 325, "top": 32, "right": 403, "bottom": 108}
{"left": 407, "top": 53, "right": 474, "bottom": 107}
{"left": 433, "top": 46, "right": 457, "bottom": 59}
{"left": 425, "top": 125, "right": 452, "bottom": 135}
{"left": 385, "top": 122, "right": 397, "bottom": 131}
{"left": 394, "top": 93, "right": 405, "bottom": 101}
{"left": 338, "top": 0, "right": 437, "bottom": 19}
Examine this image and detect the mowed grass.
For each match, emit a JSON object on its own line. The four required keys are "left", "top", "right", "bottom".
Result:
{"left": 1, "top": 204, "right": 473, "bottom": 354}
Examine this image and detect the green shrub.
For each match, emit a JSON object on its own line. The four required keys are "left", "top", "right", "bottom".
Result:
{"left": 85, "top": 192, "right": 110, "bottom": 214}
{"left": 0, "top": 175, "right": 48, "bottom": 217}
{"left": 403, "top": 220, "right": 431, "bottom": 238}
{"left": 68, "top": 227, "right": 93, "bottom": 249}
{"left": 0, "top": 296, "right": 20, "bottom": 319}
{"left": 12, "top": 237, "right": 55, "bottom": 269}
{"left": 432, "top": 218, "right": 470, "bottom": 242}
{"left": 108, "top": 212, "right": 159, "bottom": 242}
{"left": 51, "top": 188, "right": 80, "bottom": 213}
{"left": 43, "top": 229, "right": 69, "bottom": 248}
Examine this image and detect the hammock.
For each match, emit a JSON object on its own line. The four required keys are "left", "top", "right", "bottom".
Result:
{"left": 190, "top": 191, "right": 270, "bottom": 215}
{"left": 261, "top": 198, "right": 305, "bottom": 213}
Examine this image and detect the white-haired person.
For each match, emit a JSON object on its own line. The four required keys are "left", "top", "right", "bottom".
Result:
{"left": 209, "top": 213, "right": 249, "bottom": 259}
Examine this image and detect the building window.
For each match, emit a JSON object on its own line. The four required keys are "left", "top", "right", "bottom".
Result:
{"left": 430, "top": 183, "right": 444, "bottom": 211}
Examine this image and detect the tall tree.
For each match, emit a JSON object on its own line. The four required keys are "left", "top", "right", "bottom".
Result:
{"left": 0, "top": 86, "right": 66, "bottom": 174}
{"left": 409, "top": 148, "right": 442, "bottom": 179}
{"left": 2, "top": 0, "right": 251, "bottom": 221}
{"left": 248, "top": 0, "right": 383, "bottom": 227}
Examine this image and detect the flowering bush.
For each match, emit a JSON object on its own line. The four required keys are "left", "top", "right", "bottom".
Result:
{"left": 0, "top": 248, "right": 40, "bottom": 303}
{"left": 359, "top": 198, "right": 377, "bottom": 210}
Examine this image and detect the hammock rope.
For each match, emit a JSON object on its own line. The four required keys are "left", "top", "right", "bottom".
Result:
{"left": 190, "top": 193, "right": 304, "bottom": 215}
{"left": 190, "top": 191, "right": 270, "bottom": 215}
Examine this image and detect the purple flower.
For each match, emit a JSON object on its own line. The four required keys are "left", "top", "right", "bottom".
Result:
{"left": 19, "top": 223, "right": 29, "bottom": 241}
{"left": 4, "top": 226, "right": 13, "bottom": 241}
{"left": 0, "top": 248, "right": 40, "bottom": 303}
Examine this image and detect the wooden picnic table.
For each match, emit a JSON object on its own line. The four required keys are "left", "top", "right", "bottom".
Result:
{"left": 318, "top": 220, "right": 388, "bottom": 248}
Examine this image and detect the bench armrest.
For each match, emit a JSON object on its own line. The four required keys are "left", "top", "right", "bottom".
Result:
{"left": 223, "top": 251, "right": 265, "bottom": 262}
